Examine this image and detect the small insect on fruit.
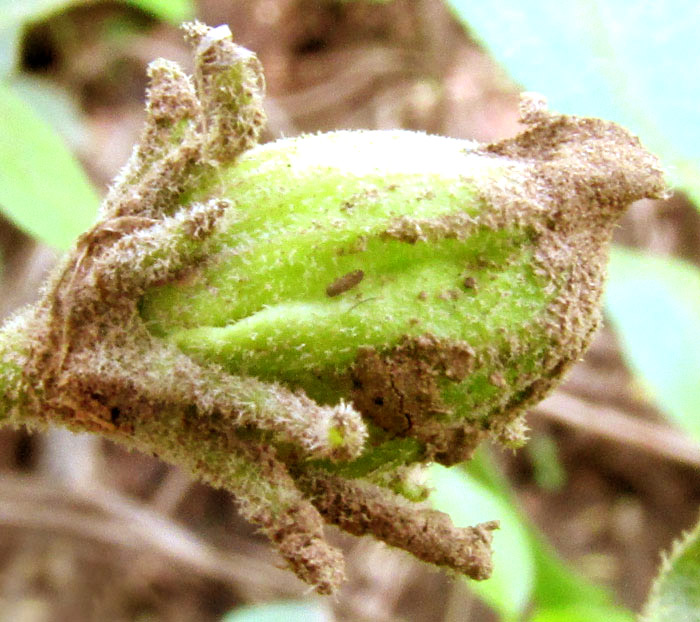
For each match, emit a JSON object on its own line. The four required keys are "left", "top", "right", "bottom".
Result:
{"left": 326, "top": 269, "right": 365, "bottom": 297}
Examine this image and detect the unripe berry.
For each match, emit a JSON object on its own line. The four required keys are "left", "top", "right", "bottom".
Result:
{"left": 141, "top": 104, "right": 665, "bottom": 468}
{"left": 0, "top": 24, "right": 665, "bottom": 594}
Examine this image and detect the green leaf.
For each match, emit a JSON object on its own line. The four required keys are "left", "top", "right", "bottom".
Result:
{"left": 0, "top": 82, "right": 98, "bottom": 249}
{"left": 525, "top": 433, "right": 566, "bottom": 492}
{"left": 9, "top": 76, "right": 88, "bottom": 151}
{"left": 429, "top": 463, "right": 536, "bottom": 620}
{"left": 444, "top": 0, "right": 700, "bottom": 204}
{"left": 453, "top": 450, "right": 634, "bottom": 620}
{"left": 642, "top": 516, "right": 700, "bottom": 622}
{"left": 605, "top": 246, "right": 700, "bottom": 442}
{"left": 221, "top": 601, "right": 331, "bottom": 622}
{"left": 528, "top": 536, "right": 632, "bottom": 619}
{"left": 121, "top": 0, "right": 195, "bottom": 23}
{"left": 532, "top": 604, "right": 633, "bottom": 622}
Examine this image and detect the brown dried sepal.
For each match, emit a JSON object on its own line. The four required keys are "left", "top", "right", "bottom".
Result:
{"left": 298, "top": 470, "right": 497, "bottom": 580}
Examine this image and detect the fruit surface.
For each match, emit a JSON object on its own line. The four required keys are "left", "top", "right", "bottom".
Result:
{"left": 140, "top": 119, "right": 665, "bottom": 464}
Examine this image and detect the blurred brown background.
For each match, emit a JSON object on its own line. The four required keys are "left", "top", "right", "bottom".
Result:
{"left": 2, "top": 1, "right": 700, "bottom": 620}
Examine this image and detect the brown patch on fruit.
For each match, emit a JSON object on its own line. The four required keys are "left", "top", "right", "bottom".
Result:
{"left": 350, "top": 334, "right": 486, "bottom": 464}
{"left": 463, "top": 275, "right": 477, "bottom": 290}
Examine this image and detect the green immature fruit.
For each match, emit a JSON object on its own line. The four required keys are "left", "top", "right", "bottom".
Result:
{"left": 140, "top": 104, "right": 666, "bottom": 467}
{"left": 0, "top": 23, "right": 666, "bottom": 595}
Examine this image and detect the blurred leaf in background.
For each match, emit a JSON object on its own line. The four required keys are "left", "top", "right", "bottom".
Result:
{"left": 429, "top": 462, "right": 535, "bottom": 620}
{"left": 9, "top": 76, "right": 88, "bottom": 153}
{"left": 222, "top": 600, "right": 332, "bottom": 622}
{"left": 0, "top": 82, "right": 98, "bottom": 249}
{"left": 606, "top": 247, "right": 700, "bottom": 442}
{"left": 444, "top": 0, "right": 700, "bottom": 203}
{"left": 445, "top": 0, "right": 700, "bottom": 445}
{"left": 0, "top": 0, "right": 71, "bottom": 77}
{"left": 530, "top": 604, "right": 635, "bottom": 622}
{"left": 641, "top": 513, "right": 700, "bottom": 621}
{"left": 0, "top": 0, "right": 196, "bottom": 249}
{"left": 524, "top": 433, "right": 567, "bottom": 492}
{"left": 0, "top": 0, "right": 195, "bottom": 77}
{"left": 429, "top": 450, "right": 634, "bottom": 621}
{"left": 122, "top": 0, "right": 195, "bottom": 24}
